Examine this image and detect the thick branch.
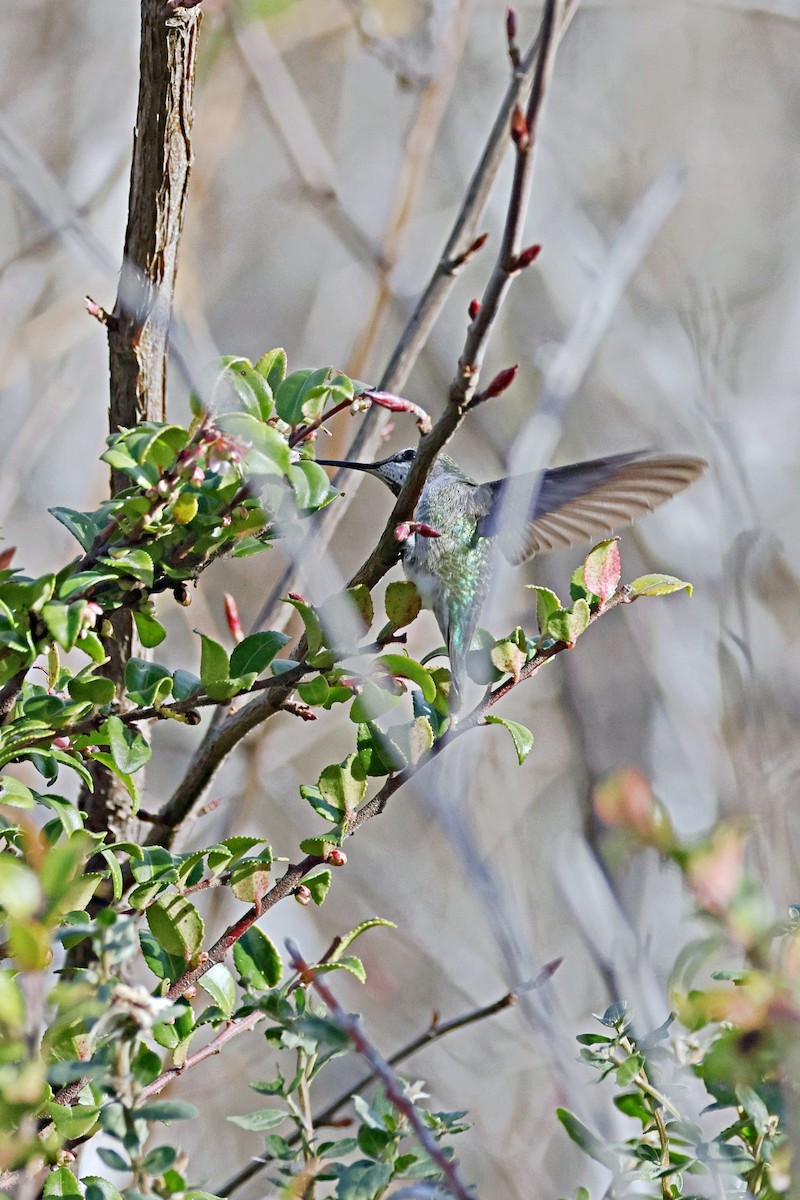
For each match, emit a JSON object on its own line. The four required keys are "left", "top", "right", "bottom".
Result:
{"left": 108, "top": 0, "right": 200, "bottom": 442}
{"left": 88, "top": 0, "right": 201, "bottom": 843}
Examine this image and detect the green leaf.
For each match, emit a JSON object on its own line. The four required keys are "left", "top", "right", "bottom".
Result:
{"left": 102, "top": 548, "right": 154, "bottom": 587}
{"left": 198, "top": 963, "right": 236, "bottom": 1017}
{"left": 229, "top": 631, "right": 290, "bottom": 679}
{"left": 100, "top": 849, "right": 124, "bottom": 902}
{"left": 318, "top": 755, "right": 367, "bottom": 818}
{"left": 485, "top": 715, "right": 534, "bottom": 764}
{"left": 82, "top": 1178, "right": 125, "bottom": 1200}
{"left": 526, "top": 585, "right": 562, "bottom": 635}
{"left": 0, "top": 776, "right": 35, "bottom": 808}
{"left": 67, "top": 674, "right": 116, "bottom": 706}
{"left": 735, "top": 1085, "right": 771, "bottom": 1135}
{"left": 217, "top": 356, "right": 274, "bottom": 420}
{"left": 146, "top": 894, "right": 205, "bottom": 960}
{"left": 139, "top": 929, "right": 185, "bottom": 983}
{"left": 490, "top": 637, "right": 524, "bottom": 682}
{"left": 333, "top": 1162, "right": 392, "bottom": 1200}
{"left": 41, "top": 602, "right": 85, "bottom": 650}
{"left": 217, "top": 413, "right": 290, "bottom": 476}
{"left": 141, "top": 1145, "right": 178, "bottom": 1176}
{"left": 290, "top": 460, "right": 336, "bottom": 512}
{"left": 297, "top": 676, "right": 329, "bottom": 706}
{"left": 228, "top": 1108, "right": 288, "bottom": 1132}
{"left": 317, "top": 955, "right": 366, "bottom": 983}
{"left": 628, "top": 574, "right": 693, "bottom": 599}
{"left": 349, "top": 680, "right": 403, "bottom": 724}
{"left": 334, "top": 917, "right": 396, "bottom": 957}
{"left": 545, "top": 598, "right": 591, "bottom": 645}
{"left": 134, "top": 1099, "right": 199, "bottom": 1122}
{"left": 96, "top": 1148, "right": 129, "bottom": 1172}
{"left": 275, "top": 367, "right": 331, "bottom": 426}
{"left": 124, "top": 659, "right": 174, "bottom": 707}
{"left": 58, "top": 571, "right": 118, "bottom": 600}
{"left": 233, "top": 925, "right": 283, "bottom": 990}
{"left": 300, "top": 784, "right": 340, "bottom": 823}
{"left": 133, "top": 608, "right": 167, "bottom": 648}
{"left": 556, "top": 1108, "right": 620, "bottom": 1171}
{"left": 230, "top": 854, "right": 272, "bottom": 904}
{"left": 376, "top": 654, "right": 436, "bottom": 702}
{"left": 43, "top": 1166, "right": 82, "bottom": 1198}
{"left": 583, "top": 538, "right": 621, "bottom": 603}
{"left": 49, "top": 507, "right": 101, "bottom": 552}
{"left": 0, "top": 855, "right": 41, "bottom": 918}
{"left": 105, "top": 715, "right": 152, "bottom": 774}
{"left": 384, "top": 579, "right": 422, "bottom": 630}
{"left": 255, "top": 347, "right": 287, "bottom": 393}
{"left": 615, "top": 1052, "right": 644, "bottom": 1087}
{"left": 172, "top": 669, "right": 201, "bottom": 701}
{"left": 355, "top": 722, "right": 406, "bottom": 776}
{"left": 198, "top": 633, "right": 230, "bottom": 689}
{"left": 305, "top": 869, "right": 332, "bottom": 906}
{"left": 282, "top": 596, "right": 325, "bottom": 658}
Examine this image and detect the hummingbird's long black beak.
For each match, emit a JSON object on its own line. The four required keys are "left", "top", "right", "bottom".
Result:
{"left": 315, "top": 458, "right": 374, "bottom": 472}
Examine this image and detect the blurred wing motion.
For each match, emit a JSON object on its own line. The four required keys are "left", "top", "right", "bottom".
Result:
{"left": 478, "top": 452, "right": 707, "bottom": 566}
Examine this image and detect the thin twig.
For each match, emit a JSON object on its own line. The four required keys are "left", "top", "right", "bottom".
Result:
{"left": 162, "top": 2, "right": 572, "bottom": 848}
{"left": 287, "top": 941, "right": 475, "bottom": 1200}
{"left": 249, "top": 0, "right": 579, "bottom": 636}
{"left": 159, "top": 588, "right": 630, "bottom": 1001}
{"left": 219, "top": 990, "right": 517, "bottom": 1196}
{"left": 342, "top": 0, "right": 566, "bottom": 596}
{"left": 138, "top": 1009, "right": 264, "bottom": 1101}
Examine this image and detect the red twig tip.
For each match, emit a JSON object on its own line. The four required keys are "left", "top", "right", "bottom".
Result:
{"left": 468, "top": 298, "right": 481, "bottom": 322}
{"left": 223, "top": 592, "right": 244, "bottom": 643}
{"left": 510, "top": 105, "right": 529, "bottom": 151}
{"left": 359, "top": 390, "right": 432, "bottom": 435}
{"left": 506, "top": 6, "right": 517, "bottom": 43}
{"left": 395, "top": 521, "right": 441, "bottom": 542}
{"left": 514, "top": 243, "right": 542, "bottom": 270}
{"left": 478, "top": 363, "right": 519, "bottom": 403}
{"left": 468, "top": 231, "right": 489, "bottom": 256}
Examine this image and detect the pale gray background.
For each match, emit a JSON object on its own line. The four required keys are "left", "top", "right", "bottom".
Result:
{"left": 2, "top": 0, "right": 799, "bottom": 1195}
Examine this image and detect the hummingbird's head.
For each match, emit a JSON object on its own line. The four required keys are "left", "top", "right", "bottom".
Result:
{"left": 316, "top": 447, "right": 417, "bottom": 496}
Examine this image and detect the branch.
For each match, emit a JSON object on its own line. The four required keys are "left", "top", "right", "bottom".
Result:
{"left": 88, "top": 0, "right": 201, "bottom": 842}
{"left": 158, "top": 4, "right": 575, "bottom": 854}
{"left": 345, "top": 0, "right": 566, "bottom": 595}
{"left": 161, "top": 589, "right": 630, "bottom": 1001}
{"left": 287, "top": 941, "right": 475, "bottom": 1200}
{"left": 219, "top": 992, "right": 518, "bottom": 1196}
{"left": 249, "top": 0, "right": 578, "bottom": 634}
{"left": 108, "top": 0, "right": 200, "bottom": 438}
{"left": 138, "top": 1009, "right": 264, "bottom": 1102}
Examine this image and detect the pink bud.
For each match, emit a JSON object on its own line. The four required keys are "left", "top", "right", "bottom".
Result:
{"left": 327, "top": 849, "right": 347, "bottom": 867}
{"left": 468, "top": 298, "right": 481, "bottom": 321}
{"left": 223, "top": 593, "right": 244, "bottom": 643}
{"left": 295, "top": 885, "right": 313, "bottom": 906}
{"left": 506, "top": 6, "right": 517, "bottom": 43}
{"left": 480, "top": 364, "right": 519, "bottom": 401}
{"left": 510, "top": 106, "right": 529, "bottom": 150}
{"left": 515, "top": 243, "right": 542, "bottom": 270}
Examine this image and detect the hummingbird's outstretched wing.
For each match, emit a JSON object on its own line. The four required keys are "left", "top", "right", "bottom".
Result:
{"left": 478, "top": 452, "right": 707, "bottom": 566}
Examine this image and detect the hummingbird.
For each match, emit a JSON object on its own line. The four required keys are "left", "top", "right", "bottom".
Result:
{"left": 316, "top": 449, "right": 706, "bottom": 708}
